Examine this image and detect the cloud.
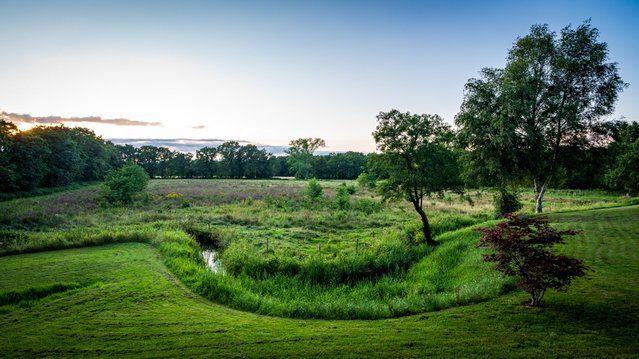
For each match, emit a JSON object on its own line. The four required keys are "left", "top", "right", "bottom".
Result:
{"left": 0, "top": 111, "right": 161, "bottom": 126}
{"left": 191, "top": 124, "right": 207, "bottom": 129}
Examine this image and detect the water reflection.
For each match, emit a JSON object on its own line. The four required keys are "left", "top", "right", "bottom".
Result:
{"left": 202, "top": 249, "right": 223, "bottom": 273}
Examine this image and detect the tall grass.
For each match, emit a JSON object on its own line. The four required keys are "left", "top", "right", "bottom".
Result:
{"left": 155, "top": 224, "right": 510, "bottom": 319}
{"left": 221, "top": 236, "right": 433, "bottom": 285}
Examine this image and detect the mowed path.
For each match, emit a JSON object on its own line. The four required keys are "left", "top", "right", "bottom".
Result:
{"left": 0, "top": 206, "right": 638, "bottom": 358}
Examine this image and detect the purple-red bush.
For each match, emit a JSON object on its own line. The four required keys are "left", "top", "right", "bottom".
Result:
{"left": 477, "top": 214, "right": 586, "bottom": 306}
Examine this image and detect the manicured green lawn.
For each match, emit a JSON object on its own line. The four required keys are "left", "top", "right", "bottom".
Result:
{"left": 1, "top": 206, "right": 637, "bottom": 357}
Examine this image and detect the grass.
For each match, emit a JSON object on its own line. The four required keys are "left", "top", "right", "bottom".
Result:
{"left": 0, "top": 205, "right": 637, "bottom": 357}
{"left": 0, "top": 179, "right": 636, "bottom": 320}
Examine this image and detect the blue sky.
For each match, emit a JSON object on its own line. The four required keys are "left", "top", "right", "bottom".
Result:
{"left": 0, "top": 0, "right": 637, "bottom": 152}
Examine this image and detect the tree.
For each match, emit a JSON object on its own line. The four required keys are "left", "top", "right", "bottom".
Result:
{"left": 335, "top": 183, "right": 350, "bottom": 210}
{"left": 68, "top": 127, "right": 113, "bottom": 181}
{"left": 10, "top": 132, "right": 50, "bottom": 191}
{"left": 30, "top": 126, "right": 83, "bottom": 187}
{"left": 287, "top": 138, "right": 325, "bottom": 179}
{"left": 240, "top": 144, "right": 272, "bottom": 179}
{"left": 373, "top": 110, "right": 462, "bottom": 245}
{"left": 325, "top": 152, "right": 367, "bottom": 179}
{"left": 304, "top": 178, "right": 323, "bottom": 202}
{"left": 136, "top": 146, "right": 162, "bottom": 178}
{"left": 193, "top": 147, "right": 218, "bottom": 178}
{"left": 115, "top": 144, "right": 138, "bottom": 165}
{"left": 0, "top": 120, "right": 18, "bottom": 191}
{"left": 101, "top": 163, "right": 150, "bottom": 204}
{"left": 456, "top": 21, "right": 627, "bottom": 213}
{"left": 455, "top": 68, "right": 524, "bottom": 216}
{"left": 167, "top": 152, "right": 193, "bottom": 178}
{"left": 477, "top": 214, "right": 586, "bottom": 306}
{"left": 217, "top": 141, "right": 242, "bottom": 178}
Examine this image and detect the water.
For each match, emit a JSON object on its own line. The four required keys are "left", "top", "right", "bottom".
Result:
{"left": 202, "top": 249, "right": 223, "bottom": 273}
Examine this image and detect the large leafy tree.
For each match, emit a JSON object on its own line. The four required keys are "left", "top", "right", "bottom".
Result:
{"left": 373, "top": 110, "right": 462, "bottom": 246}
{"left": 457, "top": 21, "right": 627, "bottom": 213}
{"left": 68, "top": 127, "right": 113, "bottom": 181}
{"left": 193, "top": 147, "right": 218, "bottom": 178}
{"left": 10, "top": 132, "right": 50, "bottom": 190}
{"left": 30, "top": 126, "right": 83, "bottom": 187}
{"left": 240, "top": 144, "right": 272, "bottom": 179}
{"left": 216, "top": 141, "right": 242, "bottom": 178}
{"left": 287, "top": 137, "right": 325, "bottom": 179}
{"left": 136, "top": 145, "right": 162, "bottom": 178}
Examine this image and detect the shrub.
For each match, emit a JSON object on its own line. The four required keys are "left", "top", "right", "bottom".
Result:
{"left": 101, "top": 163, "right": 149, "bottom": 204}
{"left": 493, "top": 189, "right": 523, "bottom": 218}
{"left": 356, "top": 172, "right": 376, "bottom": 189}
{"left": 335, "top": 183, "right": 350, "bottom": 210}
{"left": 477, "top": 214, "right": 586, "bottom": 306}
{"left": 305, "top": 178, "right": 323, "bottom": 201}
{"left": 351, "top": 198, "right": 382, "bottom": 214}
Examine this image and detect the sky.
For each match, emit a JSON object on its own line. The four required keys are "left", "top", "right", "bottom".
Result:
{"left": 0, "top": 0, "right": 637, "bottom": 152}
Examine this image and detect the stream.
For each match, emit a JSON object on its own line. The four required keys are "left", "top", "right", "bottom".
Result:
{"left": 202, "top": 249, "right": 223, "bottom": 273}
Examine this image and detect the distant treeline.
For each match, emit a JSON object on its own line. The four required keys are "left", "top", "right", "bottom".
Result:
{"left": 1, "top": 119, "right": 637, "bottom": 195}
{"left": 116, "top": 142, "right": 367, "bottom": 180}
{"left": 0, "top": 121, "right": 369, "bottom": 194}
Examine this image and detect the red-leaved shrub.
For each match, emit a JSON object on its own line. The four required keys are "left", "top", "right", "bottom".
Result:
{"left": 477, "top": 214, "right": 586, "bottom": 306}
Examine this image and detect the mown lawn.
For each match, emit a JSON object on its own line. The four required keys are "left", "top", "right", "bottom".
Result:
{"left": 0, "top": 205, "right": 637, "bottom": 357}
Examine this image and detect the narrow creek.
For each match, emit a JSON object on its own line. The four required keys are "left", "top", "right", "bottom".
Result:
{"left": 202, "top": 249, "right": 224, "bottom": 274}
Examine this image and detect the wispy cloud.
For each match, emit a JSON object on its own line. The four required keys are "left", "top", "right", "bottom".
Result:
{"left": 192, "top": 124, "right": 207, "bottom": 129}
{"left": 0, "top": 111, "right": 161, "bottom": 126}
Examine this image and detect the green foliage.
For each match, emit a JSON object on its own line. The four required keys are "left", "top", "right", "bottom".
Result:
{"left": 606, "top": 139, "right": 639, "bottom": 195}
{"left": 493, "top": 189, "right": 523, "bottom": 218}
{"left": 312, "top": 151, "right": 367, "bottom": 179}
{"left": 373, "top": 109, "right": 463, "bottom": 245}
{"left": 0, "top": 123, "right": 118, "bottom": 193}
{"left": 101, "top": 163, "right": 149, "bottom": 204}
{"left": 304, "top": 178, "right": 323, "bottom": 201}
{"left": 351, "top": 198, "right": 382, "bottom": 214}
{"left": 335, "top": 183, "right": 351, "bottom": 210}
{"left": 456, "top": 21, "right": 627, "bottom": 213}
{"left": 357, "top": 172, "right": 376, "bottom": 189}
{"left": 0, "top": 120, "right": 17, "bottom": 192}
{"left": 287, "top": 138, "right": 325, "bottom": 179}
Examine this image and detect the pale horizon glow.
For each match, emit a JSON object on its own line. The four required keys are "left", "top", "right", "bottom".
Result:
{"left": 1, "top": 1, "right": 638, "bottom": 152}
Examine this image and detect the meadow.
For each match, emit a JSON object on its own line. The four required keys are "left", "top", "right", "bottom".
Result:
{"left": 1, "top": 179, "right": 638, "bottom": 356}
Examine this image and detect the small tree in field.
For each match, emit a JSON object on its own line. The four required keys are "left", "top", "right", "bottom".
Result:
{"left": 102, "top": 163, "right": 149, "bottom": 204}
{"left": 477, "top": 215, "right": 586, "bottom": 306}
{"left": 304, "top": 178, "right": 323, "bottom": 202}
{"left": 373, "top": 110, "right": 462, "bottom": 246}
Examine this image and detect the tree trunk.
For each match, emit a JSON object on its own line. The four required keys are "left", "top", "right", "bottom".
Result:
{"left": 534, "top": 183, "right": 546, "bottom": 214}
{"left": 413, "top": 201, "right": 436, "bottom": 246}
